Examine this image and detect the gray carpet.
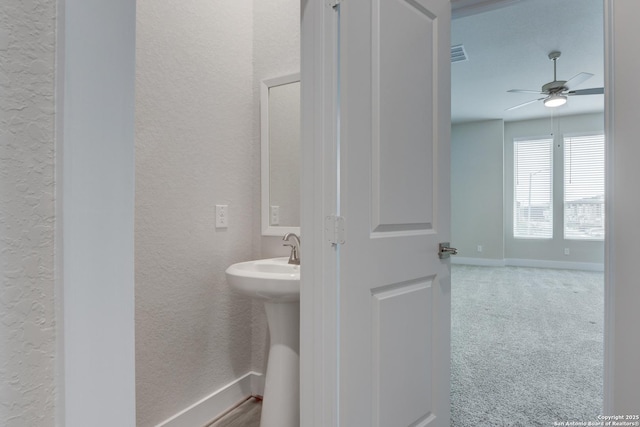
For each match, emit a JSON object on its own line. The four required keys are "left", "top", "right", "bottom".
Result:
{"left": 451, "top": 265, "right": 604, "bottom": 427}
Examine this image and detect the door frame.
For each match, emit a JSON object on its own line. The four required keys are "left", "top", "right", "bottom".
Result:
{"left": 56, "top": 0, "right": 136, "bottom": 425}
{"left": 299, "top": 0, "right": 617, "bottom": 424}
{"left": 300, "top": 0, "right": 340, "bottom": 425}
{"left": 602, "top": 0, "right": 614, "bottom": 413}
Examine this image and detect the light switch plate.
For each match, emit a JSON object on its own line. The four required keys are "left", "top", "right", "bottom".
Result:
{"left": 270, "top": 205, "right": 280, "bottom": 226}
{"left": 216, "top": 205, "right": 228, "bottom": 228}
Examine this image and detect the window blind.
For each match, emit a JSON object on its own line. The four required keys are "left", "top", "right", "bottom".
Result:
{"left": 514, "top": 138, "right": 553, "bottom": 238}
{"left": 564, "top": 134, "right": 605, "bottom": 240}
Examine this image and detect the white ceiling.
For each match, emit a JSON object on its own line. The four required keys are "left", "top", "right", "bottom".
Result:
{"left": 451, "top": 0, "right": 604, "bottom": 124}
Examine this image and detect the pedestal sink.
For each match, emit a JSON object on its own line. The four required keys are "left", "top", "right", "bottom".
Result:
{"left": 225, "top": 257, "right": 300, "bottom": 427}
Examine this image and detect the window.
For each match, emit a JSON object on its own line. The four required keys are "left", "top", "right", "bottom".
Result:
{"left": 564, "top": 134, "right": 605, "bottom": 240}
{"left": 514, "top": 138, "right": 553, "bottom": 238}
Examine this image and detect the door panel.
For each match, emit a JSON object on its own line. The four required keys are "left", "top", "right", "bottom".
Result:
{"left": 373, "top": 279, "right": 434, "bottom": 426}
{"left": 374, "top": 0, "right": 437, "bottom": 229}
{"left": 339, "top": 0, "right": 451, "bottom": 425}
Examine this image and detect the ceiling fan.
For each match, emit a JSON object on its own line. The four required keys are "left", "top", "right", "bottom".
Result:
{"left": 506, "top": 51, "right": 604, "bottom": 111}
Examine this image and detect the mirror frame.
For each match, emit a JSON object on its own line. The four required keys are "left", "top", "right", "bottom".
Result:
{"left": 261, "top": 72, "right": 301, "bottom": 236}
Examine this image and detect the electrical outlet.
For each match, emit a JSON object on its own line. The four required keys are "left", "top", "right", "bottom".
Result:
{"left": 477, "top": 245, "right": 483, "bottom": 252}
{"left": 216, "top": 205, "right": 228, "bottom": 228}
{"left": 564, "top": 248, "right": 570, "bottom": 256}
{"left": 270, "top": 205, "right": 280, "bottom": 226}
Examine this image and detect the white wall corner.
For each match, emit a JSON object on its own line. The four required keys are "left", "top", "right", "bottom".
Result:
{"left": 155, "top": 372, "right": 264, "bottom": 427}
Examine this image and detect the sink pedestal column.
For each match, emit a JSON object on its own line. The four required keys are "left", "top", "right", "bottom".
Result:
{"left": 260, "top": 300, "right": 300, "bottom": 427}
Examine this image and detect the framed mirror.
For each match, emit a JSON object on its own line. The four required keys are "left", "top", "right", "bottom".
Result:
{"left": 261, "top": 73, "right": 301, "bottom": 236}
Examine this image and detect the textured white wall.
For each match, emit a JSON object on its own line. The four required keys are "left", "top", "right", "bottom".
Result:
{"left": 134, "top": 1, "right": 255, "bottom": 425}
{"left": 0, "top": 1, "right": 56, "bottom": 425}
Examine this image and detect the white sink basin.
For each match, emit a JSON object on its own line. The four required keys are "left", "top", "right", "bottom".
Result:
{"left": 225, "top": 257, "right": 300, "bottom": 302}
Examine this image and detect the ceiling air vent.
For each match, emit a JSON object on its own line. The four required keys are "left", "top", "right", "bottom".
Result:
{"left": 451, "top": 44, "right": 468, "bottom": 63}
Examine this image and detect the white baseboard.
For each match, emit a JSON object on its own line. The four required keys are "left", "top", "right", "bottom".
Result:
{"left": 451, "top": 257, "right": 506, "bottom": 267}
{"left": 452, "top": 256, "right": 604, "bottom": 272}
{"left": 156, "top": 371, "right": 264, "bottom": 427}
{"left": 251, "top": 371, "right": 265, "bottom": 397}
{"left": 504, "top": 258, "right": 604, "bottom": 272}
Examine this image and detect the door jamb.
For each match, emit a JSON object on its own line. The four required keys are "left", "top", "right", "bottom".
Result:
{"left": 602, "top": 0, "right": 614, "bottom": 413}
{"left": 300, "top": 1, "right": 340, "bottom": 425}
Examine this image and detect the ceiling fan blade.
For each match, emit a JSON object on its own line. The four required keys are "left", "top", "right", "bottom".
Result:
{"left": 567, "top": 87, "right": 604, "bottom": 96}
{"left": 564, "top": 72, "right": 594, "bottom": 90}
{"left": 505, "top": 98, "right": 545, "bottom": 111}
{"left": 508, "top": 89, "right": 543, "bottom": 94}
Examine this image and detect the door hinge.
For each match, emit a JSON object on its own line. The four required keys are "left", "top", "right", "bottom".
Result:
{"left": 328, "top": 0, "right": 343, "bottom": 9}
{"left": 325, "top": 215, "right": 346, "bottom": 245}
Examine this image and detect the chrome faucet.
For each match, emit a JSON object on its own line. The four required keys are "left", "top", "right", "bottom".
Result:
{"left": 282, "top": 233, "right": 301, "bottom": 265}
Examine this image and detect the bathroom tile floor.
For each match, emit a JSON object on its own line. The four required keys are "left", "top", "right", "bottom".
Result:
{"left": 206, "top": 397, "right": 262, "bottom": 427}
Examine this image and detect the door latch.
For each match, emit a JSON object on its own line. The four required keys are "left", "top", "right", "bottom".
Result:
{"left": 439, "top": 242, "right": 458, "bottom": 259}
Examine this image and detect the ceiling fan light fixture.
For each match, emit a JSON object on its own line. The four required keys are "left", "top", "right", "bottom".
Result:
{"left": 544, "top": 94, "right": 567, "bottom": 108}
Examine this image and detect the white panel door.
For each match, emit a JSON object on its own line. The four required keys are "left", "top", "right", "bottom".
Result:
{"left": 338, "top": 0, "right": 451, "bottom": 425}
